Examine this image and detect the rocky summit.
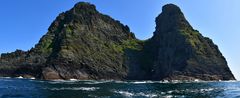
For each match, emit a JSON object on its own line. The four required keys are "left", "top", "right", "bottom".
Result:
{"left": 141, "top": 4, "right": 235, "bottom": 80}
{"left": 0, "top": 2, "right": 235, "bottom": 81}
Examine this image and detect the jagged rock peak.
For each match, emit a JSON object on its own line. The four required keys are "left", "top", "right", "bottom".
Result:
{"left": 74, "top": 2, "right": 95, "bottom": 8}
{"left": 162, "top": 4, "right": 181, "bottom": 14}
{"left": 72, "top": 2, "right": 98, "bottom": 13}
{"left": 154, "top": 4, "right": 192, "bottom": 35}
{"left": 73, "top": 2, "right": 97, "bottom": 12}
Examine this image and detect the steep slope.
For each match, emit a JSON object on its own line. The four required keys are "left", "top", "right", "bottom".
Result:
{"left": 40, "top": 3, "right": 143, "bottom": 80}
{"left": 143, "top": 4, "right": 235, "bottom": 80}
{"left": 0, "top": 2, "right": 143, "bottom": 80}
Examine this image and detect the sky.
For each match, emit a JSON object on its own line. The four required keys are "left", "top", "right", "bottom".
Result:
{"left": 0, "top": 0, "right": 239, "bottom": 80}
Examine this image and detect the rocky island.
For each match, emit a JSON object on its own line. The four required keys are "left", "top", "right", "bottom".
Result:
{"left": 0, "top": 2, "right": 235, "bottom": 81}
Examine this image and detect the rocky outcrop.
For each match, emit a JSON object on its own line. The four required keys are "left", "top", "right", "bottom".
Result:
{"left": 0, "top": 2, "right": 142, "bottom": 80}
{"left": 0, "top": 2, "right": 235, "bottom": 80}
{"left": 142, "top": 4, "right": 235, "bottom": 80}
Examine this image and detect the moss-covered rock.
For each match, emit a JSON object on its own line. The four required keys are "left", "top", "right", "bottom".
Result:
{"left": 0, "top": 2, "right": 235, "bottom": 81}
{"left": 146, "top": 4, "right": 235, "bottom": 80}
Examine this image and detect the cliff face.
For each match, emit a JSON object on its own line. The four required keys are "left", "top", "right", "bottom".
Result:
{"left": 0, "top": 2, "right": 142, "bottom": 80}
{"left": 39, "top": 3, "right": 142, "bottom": 80}
{"left": 144, "top": 4, "right": 235, "bottom": 80}
{"left": 0, "top": 2, "right": 235, "bottom": 80}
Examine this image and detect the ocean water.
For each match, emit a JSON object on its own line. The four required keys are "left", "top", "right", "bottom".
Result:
{"left": 0, "top": 78, "right": 240, "bottom": 98}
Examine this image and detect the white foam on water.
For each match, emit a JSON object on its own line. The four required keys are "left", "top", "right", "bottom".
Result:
{"left": 16, "top": 76, "right": 23, "bottom": 79}
{"left": 76, "top": 87, "right": 100, "bottom": 91}
{"left": 222, "top": 80, "right": 238, "bottom": 82}
{"left": 131, "top": 81, "right": 148, "bottom": 84}
{"left": 138, "top": 92, "right": 158, "bottom": 97}
{"left": 48, "top": 81, "right": 64, "bottom": 84}
{"left": 163, "top": 95, "right": 174, "bottom": 98}
{"left": 199, "top": 88, "right": 214, "bottom": 92}
{"left": 129, "top": 81, "right": 157, "bottom": 84}
{"left": 162, "top": 80, "right": 170, "bottom": 83}
{"left": 114, "top": 91, "right": 134, "bottom": 97}
{"left": 49, "top": 87, "right": 100, "bottom": 91}
{"left": 194, "top": 79, "right": 200, "bottom": 82}
{"left": 113, "top": 81, "right": 128, "bottom": 84}
{"left": 114, "top": 90, "right": 159, "bottom": 98}
{"left": 167, "top": 90, "right": 173, "bottom": 94}
{"left": 1, "top": 76, "right": 36, "bottom": 80}
{"left": 164, "top": 88, "right": 217, "bottom": 94}
{"left": 69, "top": 79, "right": 77, "bottom": 81}
{"left": 46, "top": 79, "right": 115, "bottom": 84}
{"left": 84, "top": 80, "right": 112, "bottom": 84}
{"left": 171, "top": 80, "right": 180, "bottom": 83}
{"left": 160, "top": 92, "right": 166, "bottom": 95}
{"left": 48, "top": 79, "right": 81, "bottom": 84}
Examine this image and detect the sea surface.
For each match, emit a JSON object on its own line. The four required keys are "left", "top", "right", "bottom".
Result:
{"left": 0, "top": 78, "right": 240, "bottom": 98}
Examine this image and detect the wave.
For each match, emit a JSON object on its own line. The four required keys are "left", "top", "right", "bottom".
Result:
{"left": 16, "top": 76, "right": 23, "bottom": 79}
{"left": 69, "top": 79, "right": 77, "bottom": 81}
{"left": 113, "top": 88, "right": 218, "bottom": 97}
{"left": 162, "top": 88, "right": 216, "bottom": 94}
{"left": 84, "top": 81, "right": 108, "bottom": 84}
{"left": 0, "top": 76, "right": 36, "bottom": 80}
{"left": 0, "top": 77, "right": 238, "bottom": 84}
{"left": 112, "top": 81, "right": 128, "bottom": 84}
{"left": 114, "top": 91, "right": 134, "bottom": 97}
{"left": 47, "top": 87, "right": 100, "bottom": 91}
{"left": 40, "top": 79, "right": 240, "bottom": 85}
{"left": 47, "top": 79, "right": 113, "bottom": 84}
{"left": 84, "top": 80, "right": 116, "bottom": 84}
{"left": 220, "top": 80, "right": 238, "bottom": 83}
{"left": 47, "top": 80, "right": 78, "bottom": 84}
{"left": 129, "top": 81, "right": 155, "bottom": 84}
{"left": 114, "top": 90, "right": 158, "bottom": 98}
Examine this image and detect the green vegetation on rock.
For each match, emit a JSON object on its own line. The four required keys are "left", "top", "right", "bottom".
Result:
{"left": 0, "top": 2, "right": 235, "bottom": 81}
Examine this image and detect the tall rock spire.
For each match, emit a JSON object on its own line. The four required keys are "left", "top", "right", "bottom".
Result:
{"left": 147, "top": 4, "right": 235, "bottom": 80}
{"left": 154, "top": 4, "right": 193, "bottom": 35}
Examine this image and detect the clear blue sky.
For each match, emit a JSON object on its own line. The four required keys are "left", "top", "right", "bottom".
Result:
{"left": 0, "top": 0, "right": 239, "bottom": 80}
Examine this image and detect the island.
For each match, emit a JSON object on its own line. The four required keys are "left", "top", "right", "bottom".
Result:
{"left": 0, "top": 2, "right": 235, "bottom": 81}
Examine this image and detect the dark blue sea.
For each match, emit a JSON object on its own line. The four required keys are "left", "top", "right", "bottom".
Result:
{"left": 0, "top": 78, "right": 240, "bottom": 98}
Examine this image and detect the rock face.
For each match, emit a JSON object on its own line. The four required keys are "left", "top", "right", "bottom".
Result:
{"left": 142, "top": 4, "right": 235, "bottom": 80}
{"left": 0, "top": 2, "right": 142, "bottom": 80}
{"left": 0, "top": 2, "right": 235, "bottom": 80}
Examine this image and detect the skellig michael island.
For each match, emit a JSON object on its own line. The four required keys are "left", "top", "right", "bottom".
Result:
{"left": 0, "top": 2, "right": 235, "bottom": 81}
